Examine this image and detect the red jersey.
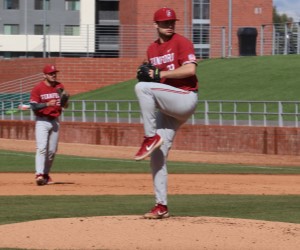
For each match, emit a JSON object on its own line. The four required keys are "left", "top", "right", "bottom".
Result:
{"left": 147, "top": 33, "right": 198, "bottom": 91}
{"left": 30, "top": 81, "right": 65, "bottom": 118}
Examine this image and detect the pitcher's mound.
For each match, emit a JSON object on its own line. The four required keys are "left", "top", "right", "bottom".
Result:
{"left": 1, "top": 216, "right": 300, "bottom": 250}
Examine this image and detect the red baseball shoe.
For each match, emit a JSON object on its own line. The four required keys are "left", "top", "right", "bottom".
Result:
{"left": 35, "top": 174, "right": 46, "bottom": 186}
{"left": 35, "top": 174, "right": 54, "bottom": 185}
{"left": 43, "top": 174, "right": 54, "bottom": 185}
{"left": 134, "top": 134, "right": 163, "bottom": 161}
{"left": 143, "top": 203, "right": 170, "bottom": 219}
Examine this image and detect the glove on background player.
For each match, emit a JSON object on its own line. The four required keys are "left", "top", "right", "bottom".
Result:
{"left": 137, "top": 63, "right": 161, "bottom": 82}
{"left": 57, "top": 88, "right": 70, "bottom": 108}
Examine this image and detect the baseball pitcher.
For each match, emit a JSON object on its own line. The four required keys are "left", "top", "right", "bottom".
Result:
{"left": 134, "top": 7, "right": 199, "bottom": 219}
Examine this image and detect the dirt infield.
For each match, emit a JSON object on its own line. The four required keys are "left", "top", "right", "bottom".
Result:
{"left": 0, "top": 138, "right": 300, "bottom": 250}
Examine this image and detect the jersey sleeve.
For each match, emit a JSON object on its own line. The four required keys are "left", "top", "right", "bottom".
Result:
{"left": 177, "top": 36, "right": 197, "bottom": 66}
{"left": 30, "top": 85, "right": 41, "bottom": 104}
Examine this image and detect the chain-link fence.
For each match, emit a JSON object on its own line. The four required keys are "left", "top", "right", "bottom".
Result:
{"left": 55, "top": 22, "right": 300, "bottom": 58}
{"left": 0, "top": 23, "right": 299, "bottom": 59}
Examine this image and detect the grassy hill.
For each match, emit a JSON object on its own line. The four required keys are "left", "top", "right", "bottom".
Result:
{"left": 72, "top": 55, "right": 300, "bottom": 101}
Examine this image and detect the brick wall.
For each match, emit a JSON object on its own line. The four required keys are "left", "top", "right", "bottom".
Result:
{"left": 211, "top": 0, "right": 273, "bottom": 57}
{"left": 0, "top": 57, "right": 141, "bottom": 95}
{"left": 1, "top": 120, "right": 300, "bottom": 156}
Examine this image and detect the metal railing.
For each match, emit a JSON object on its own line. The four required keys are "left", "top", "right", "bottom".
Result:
{"left": 1, "top": 100, "right": 300, "bottom": 127}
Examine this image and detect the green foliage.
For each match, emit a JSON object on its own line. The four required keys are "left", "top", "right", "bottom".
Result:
{"left": 273, "top": 6, "right": 293, "bottom": 23}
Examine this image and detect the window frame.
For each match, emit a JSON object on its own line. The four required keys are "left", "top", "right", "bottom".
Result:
{"left": 193, "top": 0, "right": 210, "bottom": 20}
{"left": 4, "top": 24, "right": 20, "bottom": 34}
{"left": 34, "top": 24, "right": 50, "bottom": 35}
{"left": 34, "top": 0, "right": 50, "bottom": 10}
{"left": 64, "top": 25, "right": 80, "bottom": 36}
{"left": 4, "top": 0, "right": 19, "bottom": 10}
{"left": 65, "top": 0, "right": 80, "bottom": 11}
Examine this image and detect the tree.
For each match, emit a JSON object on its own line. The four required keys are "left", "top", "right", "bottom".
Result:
{"left": 273, "top": 6, "right": 293, "bottom": 23}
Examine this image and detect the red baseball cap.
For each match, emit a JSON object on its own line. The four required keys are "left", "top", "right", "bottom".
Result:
{"left": 153, "top": 7, "right": 179, "bottom": 22}
{"left": 43, "top": 64, "right": 59, "bottom": 74}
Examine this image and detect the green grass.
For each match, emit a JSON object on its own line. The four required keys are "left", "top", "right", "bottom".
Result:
{"left": 1, "top": 149, "right": 300, "bottom": 225}
{"left": 199, "top": 55, "right": 300, "bottom": 101}
{"left": 1, "top": 150, "right": 300, "bottom": 174}
{"left": 71, "top": 55, "right": 300, "bottom": 102}
{"left": 0, "top": 195, "right": 300, "bottom": 225}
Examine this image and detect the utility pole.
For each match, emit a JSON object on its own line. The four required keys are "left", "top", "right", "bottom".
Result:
{"left": 228, "top": 0, "right": 232, "bottom": 57}
{"left": 184, "top": 0, "right": 188, "bottom": 38}
{"left": 24, "top": 0, "right": 28, "bottom": 57}
{"left": 43, "top": 0, "right": 47, "bottom": 58}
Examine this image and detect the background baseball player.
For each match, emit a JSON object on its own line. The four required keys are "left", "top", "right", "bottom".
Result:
{"left": 30, "top": 65, "right": 69, "bottom": 185}
{"left": 134, "top": 7, "right": 199, "bottom": 219}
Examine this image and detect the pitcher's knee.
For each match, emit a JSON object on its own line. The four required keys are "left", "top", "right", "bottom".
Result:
{"left": 37, "top": 148, "right": 46, "bottom": 155}
{"left": 48, "top": 151, "right": 55, "bottom": 161}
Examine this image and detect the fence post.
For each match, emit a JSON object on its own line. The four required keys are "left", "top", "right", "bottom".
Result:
{"left": 272, "top": 24, "right": 276, "bottom": 55}
{"left": 298, "top": 22, "right": 300, "bottom": 54}
{"left": 278, "top": 101, "right": 283, "bottom": 127}
{"left": 204, "top": 101, "right": 209, "bottom": 125}
{"left": 30, "top": 109, "right": 35, "bottom": 121}
{"left": 128, "top": 101, "right": 132, "bottom": 124}
{"left": 295, "top": 102, "right": 299, "bottom": 127}
{"left": 219, "top": 102, "right": 223, "bottom": 126}
{"left": 105, "top": 101, "right": 108, "bottom": 122}
{"left": 248, "top": 102, "right": 252, "bottom": 126}
{"left": 86, "top": 24, "right": 89, "bottom": 57}
{"left": 82, "top": 100, "right": 86, "bottom": 122}
{"left": 234, "top": 101, "right": 237, "bottom": 126}
{"left": 284, "top": 23, "right": 288, "bottom": 55}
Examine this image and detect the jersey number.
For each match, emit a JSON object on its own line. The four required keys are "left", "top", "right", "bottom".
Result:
{"left": 167, "top": 64, "right": 175, "bottom": 71}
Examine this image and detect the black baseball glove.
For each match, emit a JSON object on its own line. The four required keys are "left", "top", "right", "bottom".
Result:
{"left": 57, "top": 88, "right": 70, "bottom": 108}
{"left": 136, "top": 63, "right": 161, "bottom": 82}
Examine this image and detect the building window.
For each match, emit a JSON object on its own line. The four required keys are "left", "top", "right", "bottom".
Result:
{"left": 97, "top": 0, "right": 119, "bottom": 21}
{"left": 195, "top": 48, "right": 210, "bottom": 59}
{"left": 254, "top": 7, "right": 262, "bottom": 15}
{"left": 193, "top": 24, "right": 210, "bottom": 44}
{"left": 97, "top": 25, "right": 119, "bottom": 44}
{"left": 4, "top": 0, "right": 19, "bottom": 9}
{"left": 35, "top": 0, "right": 50, "bottom": 10}
{"left": 193, "top": 0, "right": 210, "bottom": 20}
{"left": 4, "top": 24, "right": 19, "bottom": 34}
{"left": 65, "top": 0, "right": 80, "bottom": 11}
{"left": 64, "top": 25, "right": 80, "bottom": 35}
{"left": 34, "top": 25, "right": 50, "bottom": 35}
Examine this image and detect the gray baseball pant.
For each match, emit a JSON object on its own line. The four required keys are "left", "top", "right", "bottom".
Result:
{"left": 35, "top": 117, "right": 60, "bottom": 175}
{"left": 135, "top": 81, "right": 198, "bottom": 205}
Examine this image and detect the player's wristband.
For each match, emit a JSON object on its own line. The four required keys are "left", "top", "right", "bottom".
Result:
{"left": 30, "top": 103, "right": 47, "bottom": 111}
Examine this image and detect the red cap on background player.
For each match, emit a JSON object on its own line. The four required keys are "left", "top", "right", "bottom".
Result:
{"left": 153, "top": 7, "right": 179, "bottom": 22}
{"left": 43, "top": 65, "right": 59, "bottom": 74}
